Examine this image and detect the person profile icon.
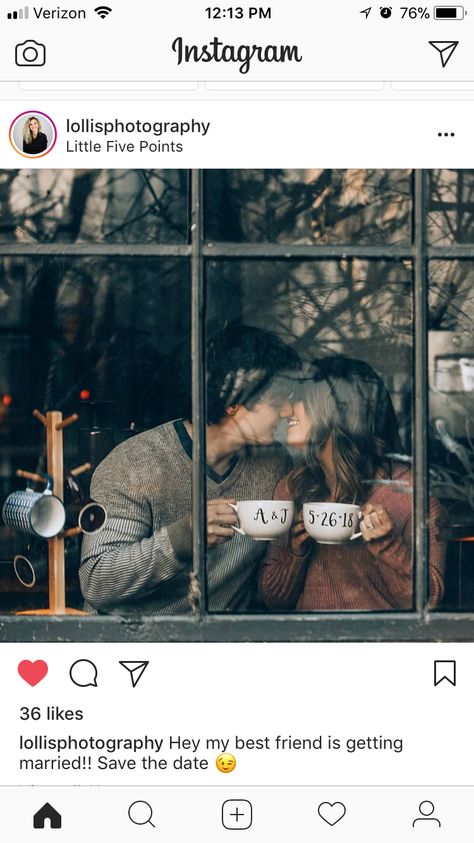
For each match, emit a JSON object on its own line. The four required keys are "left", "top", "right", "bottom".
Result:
{"left": 412, "top": 800, "right": 441, "bottom": 828}
{"left": 9, "top": 109, "right": 57, "bottom": 158}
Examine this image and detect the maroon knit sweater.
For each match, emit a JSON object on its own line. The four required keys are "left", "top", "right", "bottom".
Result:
{"left": 259, "top": 465, "right": 446, "bottom": 611}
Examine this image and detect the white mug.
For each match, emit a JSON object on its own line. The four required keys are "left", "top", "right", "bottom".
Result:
{"left": 2, "top": 474, "right": 65, "bottom": 539}
{"left": 229, "top": 500, "right": 294, "bottom": 541}
{"left": 303, "top": 502, "right": 362, "bottom": 544}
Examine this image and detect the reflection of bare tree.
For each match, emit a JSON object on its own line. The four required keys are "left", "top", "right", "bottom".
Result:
{"left": 2, "top": 168, "right": 474, "bottom": 508}
{"left": 426, "top": 172, "right": 474, "bottom": 517}
{"left": 0, "top": 169, "right": 188, "bottom": 244}
{"left": 429, "top": 260, "right": 474, "bottom": 333}
{"left": 429, "top": 169, "right": 474, "bottom": 246}
{"left": 0, "top": 170, "right": 190, "bottom": 459}
{"left": 209, "top": 257, "right": 413, "bottom": 451}
{"left": 206, "top": 171, "right": 415, "bottom": 451}
{"left": 207, "top": 169, "right": 412, "bottom": 244}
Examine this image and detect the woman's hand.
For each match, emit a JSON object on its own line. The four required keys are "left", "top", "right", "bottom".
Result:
{"left": 360, "top": 503, "right": 393, "bottom": 542}
{"left": 289, "top": 516, "right": 312, "bottom": 557}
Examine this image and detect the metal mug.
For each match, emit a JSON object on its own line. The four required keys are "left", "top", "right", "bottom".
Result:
{"left": 65, "top": 472, "right": 108, "bottom": 535}
{"left": 77, "top": 499, "right": 107, "bottom": 534}
{"left": 2, "top": 474, "right": 65, "bottom": 539}
{"left": 13, "top": 542, "right": 48, "bottom": 588}
{"left": 13, "top": 538, "right": 79, "bottom": 588}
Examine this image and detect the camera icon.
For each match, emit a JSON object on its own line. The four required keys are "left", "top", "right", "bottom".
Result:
{"left": 15, "top": 40, "right": 46, "bottom": 67}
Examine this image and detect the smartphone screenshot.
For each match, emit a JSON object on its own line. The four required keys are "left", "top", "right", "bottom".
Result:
{"left": 1, "top": 1, "right": 473, "bottom": 839}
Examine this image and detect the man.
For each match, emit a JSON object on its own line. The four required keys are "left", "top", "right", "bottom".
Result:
{"left": 79, "top": 323, "right": 300, "bottom": 614}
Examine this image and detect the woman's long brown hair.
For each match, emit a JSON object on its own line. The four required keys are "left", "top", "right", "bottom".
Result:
{"left": 288, "top": 357, "right": 403, "bottom": 511}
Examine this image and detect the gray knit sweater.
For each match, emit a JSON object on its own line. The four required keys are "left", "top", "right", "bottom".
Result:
{"left": 79, "top": 420, "right": 292, "bottom": 614}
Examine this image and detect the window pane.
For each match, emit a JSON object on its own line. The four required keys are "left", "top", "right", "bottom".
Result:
{"left": 429, "top": 259, "right": 474, "bottom": 610}
{"left": 428, "top": 169, "right": 474, "bottom": 245}
{"left": 0, "top": 170, "right": 188, "bottom": 243}
{"left": 205, "top": 169, "right": 412, "bottom": 245}
{"left": 205, "top": 259, "right": 423, "bottom": 613}
{"left": 0, "top": 257, "right": 191, "bottom": 615}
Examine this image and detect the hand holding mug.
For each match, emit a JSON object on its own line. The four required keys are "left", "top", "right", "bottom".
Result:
{"left": 206, "top": 498, "right": 238, "bottom": 547}
{"left": 289, "top": 516, "right": 312, "bottom": 557}
{"left": 360, "top": 503, "right": 393, "bottom": 542}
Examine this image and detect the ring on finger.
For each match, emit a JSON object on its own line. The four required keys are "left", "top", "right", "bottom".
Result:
{"left": 366, "top": 521, "right": 374, "bottom": 530}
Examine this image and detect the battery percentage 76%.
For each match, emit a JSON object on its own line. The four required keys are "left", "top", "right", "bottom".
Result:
{"left": 401, "top": 6, "right": 430, "bottom": 16}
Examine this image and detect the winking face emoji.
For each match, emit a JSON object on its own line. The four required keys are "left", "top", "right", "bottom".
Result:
{"left": 216, "top": 753, "right": 236, "bottom": 773}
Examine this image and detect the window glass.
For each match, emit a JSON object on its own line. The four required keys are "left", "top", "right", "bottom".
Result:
{"left": 0, "top": 255, "right": 190, "bottom": 614}
{"left": 0, "top": 170, "right": 188, "bottom": 243}
{"left": 205, "top": 259, "right": 424, "bottom": 613}
{"left": 428, "top": 170, "right": 474, "bottom": 245}
{"left": 205, "top": 169, "right": 412, "bottom": 244}
{"left": 429, "top": 259, "right": 474, "bottom": 610}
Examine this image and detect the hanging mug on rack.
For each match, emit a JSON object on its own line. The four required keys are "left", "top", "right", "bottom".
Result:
{"left": 2, "top": 472, "right": 66, "bottom": 539}
{"left": 64, "top": 463, "right": 108, "bottom": 535}
{"left": 13, "top": 539, "right": 78, "bottom": 588}
{"left": 13, "top": 540, "right": 48, "bottom": 588}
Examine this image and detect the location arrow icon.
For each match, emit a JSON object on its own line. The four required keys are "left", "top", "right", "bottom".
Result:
{"left": 360, "top": 7, "right": 372, "bottom": 18}
{"left": 119, "top": 660, "right": 149, "bottom": 687}
{"left": 429, "top": 41, "right": 459, "bottom": 68}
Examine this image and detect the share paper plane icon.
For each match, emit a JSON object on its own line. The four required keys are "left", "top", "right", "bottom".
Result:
{"left": 429, "top": 41, "right": 459, "bottom": 68}
{"left": 360, "top": 7, "right": 372, "bottom": 18}
{"left": 119, "top": 660, "right": 149, "bottom": 687}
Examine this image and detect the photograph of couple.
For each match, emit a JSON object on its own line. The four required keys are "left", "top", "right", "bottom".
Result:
{"left": 80, "top": 326, "right": 444, "bottom": 616}
{"left": 0, "top": 168, "right": 472, "bottom": 640}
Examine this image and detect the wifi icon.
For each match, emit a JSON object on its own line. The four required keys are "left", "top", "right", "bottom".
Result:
{"left": 94, "top": 5, "right": 112, "bottom": 18}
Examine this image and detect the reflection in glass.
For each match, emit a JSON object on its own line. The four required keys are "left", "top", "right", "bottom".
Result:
{"left": 429, "top": 169, "right": 474, "bottom": 245}
{"left": 429, "top": 260, "right": 474, "bottom": 610}
{"left": 203, "top": 322, "right": 302, "bottom": 612}
{"left": 0, "top": 257, "right": 190, "bottom": 614}
{"left": 259, "top": 357, "right": 444, "bottom": 612}
{"left": 0, "top": 170, "right": 188, "bottom": 243}
{"left": 206, "top": 259, "right": 441, "bottom": 612}
{"left": 205, "top": 169, "right": 412, "bottom": 244}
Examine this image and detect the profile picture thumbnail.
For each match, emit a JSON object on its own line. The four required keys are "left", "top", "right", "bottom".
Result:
{"left": 9, "top": 110, "right": 57, "bottom": 158}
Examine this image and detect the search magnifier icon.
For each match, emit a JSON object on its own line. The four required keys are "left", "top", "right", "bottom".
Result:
{"left": 128, "top": 800, "right": 155, "bottom": 828}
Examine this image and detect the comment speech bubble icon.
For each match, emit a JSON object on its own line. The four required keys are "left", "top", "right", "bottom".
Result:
{"left": 69, "top": 659, "right": 98, "bottom": 688}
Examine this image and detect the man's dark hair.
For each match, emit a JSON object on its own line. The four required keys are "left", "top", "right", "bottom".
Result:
{"left": 206, "top": 322, "right": 301, "bottom": 424}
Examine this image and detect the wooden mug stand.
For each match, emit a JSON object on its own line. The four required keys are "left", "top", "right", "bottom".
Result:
{"left": 16, "top": 409, "right": 88, "bottom": 616}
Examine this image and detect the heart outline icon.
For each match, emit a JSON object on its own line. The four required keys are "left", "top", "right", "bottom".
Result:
{"left": 18, "top": 660, "right": 48, "bottom": 686}
{"left": 317, "top": 801, "right": 346, "bottom": 826}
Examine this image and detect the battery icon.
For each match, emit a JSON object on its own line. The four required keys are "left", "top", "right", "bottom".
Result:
{"left": 434, "top": 6, "right": 465, "bottom": 18}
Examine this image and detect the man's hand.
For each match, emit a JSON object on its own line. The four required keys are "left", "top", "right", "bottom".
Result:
{"left": 360, "top": 503, "right": 393, "bottom": 542}
{"left": 206, "top": 498, "right": 239, "bottom": 547}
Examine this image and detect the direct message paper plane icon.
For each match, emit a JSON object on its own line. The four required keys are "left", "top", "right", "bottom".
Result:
{"left": 429, "top": 41, "right": 459, "bottom": 68}
{"left": 119, "top": 660, "right": 149, "bottom": 687}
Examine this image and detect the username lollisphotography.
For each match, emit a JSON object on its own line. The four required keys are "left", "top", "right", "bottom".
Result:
{"left": 0, "top": 168, "right": 473, "bottom": 640}
{"left": 64, "top": 118, "right": 210, "bottom": 154}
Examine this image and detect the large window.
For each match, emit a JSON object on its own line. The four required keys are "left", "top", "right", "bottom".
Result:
{"left": 1, "top": 169, "right": 474, "bottom": 640}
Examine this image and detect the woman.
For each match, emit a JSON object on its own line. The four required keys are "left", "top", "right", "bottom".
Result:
{"left": 23, "top": 116, "right": 48, "bottom": 155}
{"left": 259, "top": 357, "right": 445, "bottom": 611}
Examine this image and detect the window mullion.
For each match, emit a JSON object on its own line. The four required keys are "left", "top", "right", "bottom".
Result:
{"left": 414, "top": 169, "right": 429, "bottom": 615}
{"left": 191, "top": 169, "right": 207, "bottom": 617}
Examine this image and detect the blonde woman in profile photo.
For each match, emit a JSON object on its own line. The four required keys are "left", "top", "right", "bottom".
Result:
{"left": 23, "top": 115, "right": 48, "bottom": 155}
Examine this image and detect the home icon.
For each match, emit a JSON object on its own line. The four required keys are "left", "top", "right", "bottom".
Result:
{"left": 33, "top": 802, "right": 62, "bottom": 829}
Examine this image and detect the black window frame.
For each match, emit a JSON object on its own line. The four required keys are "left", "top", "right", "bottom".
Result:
{"left": 2, "top": 168, "right": 474, "bottom": 642}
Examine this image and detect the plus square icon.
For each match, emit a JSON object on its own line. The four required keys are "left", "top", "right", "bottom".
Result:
{"left": 222, "top": 800, "right": 253, "bottom": 830}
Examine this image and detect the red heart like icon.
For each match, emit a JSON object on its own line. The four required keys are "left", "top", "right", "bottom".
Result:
{"left": 18, "top": 660, "right": 48, "bottom": 686}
